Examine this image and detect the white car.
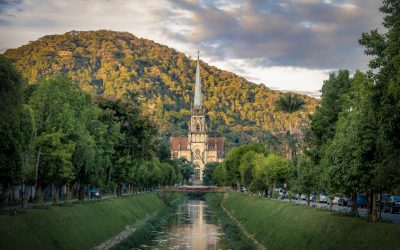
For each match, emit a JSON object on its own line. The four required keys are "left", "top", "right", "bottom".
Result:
{"left": 319, "top": 193, "right": 328, "bottom": 203}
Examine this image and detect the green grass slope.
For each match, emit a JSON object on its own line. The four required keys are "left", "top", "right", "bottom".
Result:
{"left": 0, "top": 193, "right": 167, "bottom": 250}
{"left": 224, "top": 192, "right": 400, "bottom": 250}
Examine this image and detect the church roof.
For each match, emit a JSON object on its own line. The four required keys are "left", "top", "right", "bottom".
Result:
{"left": 171, "top": 137, "right": 189, "bottom": 151}
{"left": 170, "top": 137, "right": 225, "bottom": 152}
{"left": 208, "top": 137, "right": 224, "bottom": 151}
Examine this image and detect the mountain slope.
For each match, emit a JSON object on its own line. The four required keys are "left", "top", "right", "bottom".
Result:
{"left": 4, "top": 30, "right": 318, "bottom": 138}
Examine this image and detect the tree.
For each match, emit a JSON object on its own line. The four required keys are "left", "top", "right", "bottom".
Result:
{"left": 212, "top": 164, "right": 227, "bottom": 186}
{"left": 223, "top": 143, "right": 269, "bottom": 187}
{"left": 291, "top": 156, "right": 319, "bottom": 206}
{"left": 29, "top": 76, "right": 92, "bottom": 203}
{"left": 264, "top": 154, "right": 290, "bottom": 192}
{"left": 321, "top": 71, "right": 378, "bottom": 217}
{"left": 239, "top": 151, "right": 258, "bottom": 189}
{"left": 275, "top": 93, "right": 305, "bottom": 134}
{"left": 33, "top": 131, "right": 75, "bottom": 203}
{"left": 275, "top": 93, "right": 305, "bottom": 160}
{"left": 175, "top": 157, "right": 195, "bottom": 185}
{"left": 203, "top": 162, "right": 221, "bottom": 186}
{"left": 0, "top": 56, "right": 33, "bottom": 209}
{"left": 307, "top": 70, "right": 351, "bottom": 165}
{"left": 359, "top": 0, "right": 400, "bottom": 193}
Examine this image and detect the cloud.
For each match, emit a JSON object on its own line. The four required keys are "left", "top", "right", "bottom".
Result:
{"left": 164, "top": 0, "right": 383, "bottom": 70}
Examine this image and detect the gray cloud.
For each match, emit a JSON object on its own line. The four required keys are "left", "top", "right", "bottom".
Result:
{"left": 163, "top": 0, "right": 383, "bottom": 70}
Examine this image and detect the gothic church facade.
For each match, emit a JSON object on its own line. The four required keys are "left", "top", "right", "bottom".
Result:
{"left": 170, "top": 53, "right": 224, "bottom": 181}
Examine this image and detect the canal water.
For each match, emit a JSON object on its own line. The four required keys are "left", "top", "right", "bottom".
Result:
{"left": 135, "top": 197, "right": 229, "bottom": 250}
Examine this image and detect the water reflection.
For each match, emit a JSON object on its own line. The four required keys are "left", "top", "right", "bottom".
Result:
{"left": 136, "top": 198, "right": 228, "bottom": 250}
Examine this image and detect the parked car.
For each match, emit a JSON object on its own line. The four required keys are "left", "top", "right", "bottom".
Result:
{"left": 310, "top": 192, "right": 317, "bottom": 202}
{"left": 357, "top": 194, "right": 367, "bottom": 208}
{"left": 379, "top": 194, "right": 391, "bottom": 210}
{"left": 90, "top": 188, "right": 101, "bottom": 199}
{"left": 338, "top": 197, "right": 350, "bottom": 206}
{"left": 347, "top": 194, "right": 367, "bottom": 208}
{"left": 319, "top": 193, "right": 329, "bottom": 203}
{"left": 331, "top": 196, "right": 340, "bottom": 205}
{"left": 383, "top": 195, "right": 400, "bottom": 214}
{"left": 293, "top": 193, "right": 301, "bottom": 200}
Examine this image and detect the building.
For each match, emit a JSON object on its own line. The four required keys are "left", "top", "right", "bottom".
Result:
{"left": 170, "top": 52, "right": 224, "bottom": 181}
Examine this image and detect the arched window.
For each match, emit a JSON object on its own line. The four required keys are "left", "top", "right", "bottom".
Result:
{"left": 195, "top": 164, "right": 201, "bottom": 180}
{"left": 196, "top": 123, "right": 201, "bottom": 132}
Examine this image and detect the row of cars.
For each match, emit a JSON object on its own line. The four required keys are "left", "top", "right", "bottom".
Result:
{"left": 293, "top": 192, "right": 400, "bottom": 213}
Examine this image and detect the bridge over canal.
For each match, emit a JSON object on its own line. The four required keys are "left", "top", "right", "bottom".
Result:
{"left": 161, "top": 186, "right": 228, "bottom": 193}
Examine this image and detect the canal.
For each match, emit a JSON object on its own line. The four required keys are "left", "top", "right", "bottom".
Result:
{"left": 135, "top": 196, "right": 229, "bottom": 250}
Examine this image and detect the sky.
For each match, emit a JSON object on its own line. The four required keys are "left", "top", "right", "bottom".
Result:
{"left": 0, "top": 0, "right": 385, "bottom": 97}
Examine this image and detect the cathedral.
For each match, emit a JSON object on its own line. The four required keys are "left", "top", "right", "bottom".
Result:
{"left": 170, "top": 53, "right": 225, "bottom": 181}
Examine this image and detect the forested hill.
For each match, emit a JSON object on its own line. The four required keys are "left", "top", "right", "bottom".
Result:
{"left": 4, "top": 30, "right": 318, "bottom": 138}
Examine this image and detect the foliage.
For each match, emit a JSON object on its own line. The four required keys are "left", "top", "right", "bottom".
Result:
{"left": 223, "top": 143, "right": 269, "bottom": 186}
{"left": 0, "top": 55, "right": 35, "bottom": 207}
{"left": 262, "top": 153, "right": 290, "bottom": 188}
{"left": 321, "top": 72, "right": 377, "bottom": 195}
{"left": 212, "top": 164, "right": 227, "bottom": 186}
{"left": 358, "top": 0, "right": 400, "bottom": 190}
{"left": 174, "top": 157, "right": 195, "bottom": 185}
{"left": 290, "top": 156, "right": 320, "bottom": 196}
{"left": 202, "top": 162, "right": 221, "bottom": 186}
{"left": 307, "top": 70, "right": 352, "bottom": 165}
{"left": 275, "top": 93, "right": 305, "bottom": 132}
{"left": 239, "top": 151, "right": 258, "bottom": 188}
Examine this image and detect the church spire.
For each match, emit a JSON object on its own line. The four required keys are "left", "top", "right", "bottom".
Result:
{"left": 194, "top": 50, "right": 202, "bottom": 108}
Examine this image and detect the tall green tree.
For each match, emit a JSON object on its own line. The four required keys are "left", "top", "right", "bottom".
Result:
{"left": 239, "top": 151, "right": 258, "bottom": 189}
{"left": 359, "top": 0, "right": 400, "bottom": 192}
{"left": 174, "top": 157, "right": 195, "bottom": 185}
{"left": 307, "top": 70, "right": 352, "bottom": 165}
{"left": 29, "top": 76, "right": 92, "bottom": 202}
{"left": 223, "top": 143, "right": 269, "bottom": 187}
{"left": 212, "top": 164, "right": 227, "bottom": 187}
{"left": 203, "top": 162, "right": 221, "bottom": 186}
{"left": 275, "top": 93, "right": 305, "bottom": 160}
{"left": 0, "top": 56, "right": 33, "bottom": 208}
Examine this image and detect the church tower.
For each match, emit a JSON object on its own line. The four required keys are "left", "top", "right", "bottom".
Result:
{"left": 189, "top": 51, "right": 208, "bottom": 181}
{"left": 170, "top": 51, "right": 225, "bottom": 183}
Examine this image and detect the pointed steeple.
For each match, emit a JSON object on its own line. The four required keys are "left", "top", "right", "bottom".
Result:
{"left": 194, "top": 50, "right": 202, "bottom": 108}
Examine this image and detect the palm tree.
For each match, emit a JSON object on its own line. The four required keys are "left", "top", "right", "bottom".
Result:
{"left": 275, "top": 93, "right": 305, "bottom": 134}
{"left": 275, "top": 93, "right": 305, "bottom": 159}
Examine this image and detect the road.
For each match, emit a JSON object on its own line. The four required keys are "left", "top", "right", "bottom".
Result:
{"left": 3, "top": 192, "right": 150, "bottom": 211}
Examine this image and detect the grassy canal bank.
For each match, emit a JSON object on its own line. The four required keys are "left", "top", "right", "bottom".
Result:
{"left": 213, "top": 192, "right": 400, "bottom": 250}
{"left": 0, "top": 192, "right": 183, "bottom": 250}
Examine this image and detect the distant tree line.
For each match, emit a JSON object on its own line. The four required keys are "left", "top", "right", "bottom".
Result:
{"left": 0, "top": 57, "right": 192, "bottom": 208}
